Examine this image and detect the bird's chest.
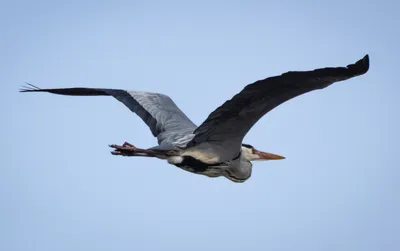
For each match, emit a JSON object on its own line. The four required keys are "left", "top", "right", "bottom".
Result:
{"left": 171, "top": 156, "right": 227, "bottom": 177}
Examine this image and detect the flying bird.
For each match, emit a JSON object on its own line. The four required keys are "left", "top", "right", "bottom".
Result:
{"left": 21, "top": 55, "right": 369, "bottom": 183}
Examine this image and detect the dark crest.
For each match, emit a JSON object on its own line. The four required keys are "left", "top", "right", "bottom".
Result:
{"left": 241, "top": 144, "right": 254, "bottom": 149}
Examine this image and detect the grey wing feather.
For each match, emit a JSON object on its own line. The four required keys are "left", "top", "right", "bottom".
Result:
{"left": 20, "top": 86, "right": 197, "bottom": 147}
{"left": 107, "top": 90, "right": 197, "bottom": 146}
{"left": 186, "top": 54, "right": 370, "bottom": 160}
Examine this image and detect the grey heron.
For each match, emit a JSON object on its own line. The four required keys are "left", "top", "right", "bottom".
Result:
{"left": 21, "top": 54, "right": 369, "bottom": 183}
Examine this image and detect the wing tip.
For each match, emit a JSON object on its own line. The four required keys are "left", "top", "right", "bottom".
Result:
{"left": 19, "top": 83, "right": 42, "bottom": 93}
{"left": 348, "top": 54, "right": 370, "bottom": 76}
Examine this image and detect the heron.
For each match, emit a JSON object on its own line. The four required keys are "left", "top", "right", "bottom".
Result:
{"left": 21, "top": 54, "right": 369, "bottom": 183}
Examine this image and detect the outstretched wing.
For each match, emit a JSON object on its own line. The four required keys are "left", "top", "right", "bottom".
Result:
{"left": 20, "top": 86, "right": 197, "bottom": 147}
{"left": 186, "top": 54, "right": 370, "bottom": 160}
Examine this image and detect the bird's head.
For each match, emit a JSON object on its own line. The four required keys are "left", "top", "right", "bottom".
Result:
{"left": 241, "top": 144, "right": 285, "bottom": 162}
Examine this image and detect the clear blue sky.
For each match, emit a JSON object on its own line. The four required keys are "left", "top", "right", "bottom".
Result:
{"left": 1, "top": 1, "right": 399, "bottom": 250}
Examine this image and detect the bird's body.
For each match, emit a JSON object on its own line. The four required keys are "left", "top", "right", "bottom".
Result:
{"left": 21, "top": 55, "right": 370, "bottom": 182}
{"left": 166, "top": 145, "right": 253, "bottom": 182}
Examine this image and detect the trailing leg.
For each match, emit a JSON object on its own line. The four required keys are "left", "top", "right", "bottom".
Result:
{"left": 109, "top": 143, "right": 155, "bottom": 157}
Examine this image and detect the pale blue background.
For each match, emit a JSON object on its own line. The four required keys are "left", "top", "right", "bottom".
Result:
{"left": 1, "top": 1, "right": 399, "bottom": 250}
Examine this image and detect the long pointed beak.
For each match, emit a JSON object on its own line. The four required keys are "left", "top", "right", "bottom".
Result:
{"left": 256, "top": 150, "right": 285, "bottom": 160}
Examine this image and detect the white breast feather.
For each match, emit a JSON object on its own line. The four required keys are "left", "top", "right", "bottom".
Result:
{"left": 181, "top": 150, "right": 221, "bottom": 164}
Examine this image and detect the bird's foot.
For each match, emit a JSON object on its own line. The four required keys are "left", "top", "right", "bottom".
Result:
{"left": 122, "top": 141, "right": 135, "bottom": 148}
{"left": 109, "top": 142, "right": 137, "bottom": 156}
{"left": 109, "top": 142, "right": 156, "bottom": 157}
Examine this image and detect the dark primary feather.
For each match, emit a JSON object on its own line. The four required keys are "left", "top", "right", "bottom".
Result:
{"left": 20, "top": 86, "right": 197, "bottom": 146}
{"left": 186, "top": 55, "right": 370, "bottom": 160}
